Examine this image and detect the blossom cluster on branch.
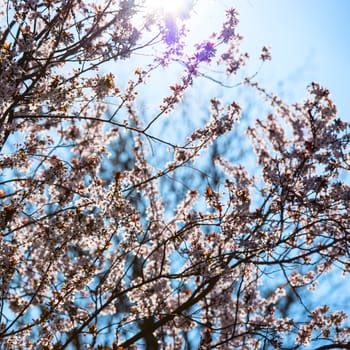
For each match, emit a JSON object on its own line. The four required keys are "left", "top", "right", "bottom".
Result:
{"left": 0, "top": 1, "right": 349, "bottom": 349}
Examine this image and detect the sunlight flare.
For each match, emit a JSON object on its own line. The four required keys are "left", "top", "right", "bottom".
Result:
{"left": 142, "top": 0, "right": 189, "bottom": 15}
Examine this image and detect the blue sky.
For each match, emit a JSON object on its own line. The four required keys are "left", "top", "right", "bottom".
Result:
{"left": 194, "top": 0, "right": 350, "bottom": 120}
{"left": 117, "top": 1, "right": 350, "bottom": 130}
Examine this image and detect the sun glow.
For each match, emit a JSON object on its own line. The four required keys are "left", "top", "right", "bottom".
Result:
{"left": 143, "top": 0, "right": 189, "bottom": 15}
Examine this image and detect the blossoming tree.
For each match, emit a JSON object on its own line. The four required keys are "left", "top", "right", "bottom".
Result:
{"left": 1, "top": 0, "right": 349, "bottom": 349}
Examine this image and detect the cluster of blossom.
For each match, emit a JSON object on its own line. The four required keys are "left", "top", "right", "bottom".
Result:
{"left": 169, "top": 98, "right": 241, "bottom": 169}
{"left": 296, "top": 306, "right": 349, "bottom": 346}
{"left": 1, "top": 1, "right": 350, "bottom": 349}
